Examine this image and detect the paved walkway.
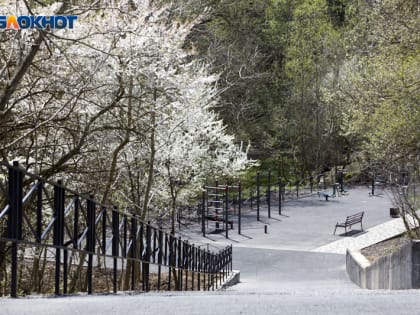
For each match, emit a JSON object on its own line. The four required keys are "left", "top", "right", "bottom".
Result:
{"left": 181, "top": 186, "right": 398, "bottom": 253}
{"left": 3, "top": 186, "right": 419, "bottom": 315}
{"left": 313, "top": 217, "right": 407, "bottom": 254}
{"left": 2, "top": 289, "right": 420, "bottom": 315}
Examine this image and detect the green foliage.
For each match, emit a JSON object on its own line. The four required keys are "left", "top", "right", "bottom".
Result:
{"left": 187, "top": 0, "right": 282, "bottom": 160}
{"left": 188, "top": 0, "right": 417, "bottom": 180}
{"left": 263, "top": 0, "right": 354, "bottom": 175}
{"left": 331, "top": 0, "right": 419, "bottom": 168}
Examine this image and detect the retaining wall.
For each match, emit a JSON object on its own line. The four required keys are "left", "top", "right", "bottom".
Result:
{"left": 346, "top": 240, "right": 420, "bottom": 289}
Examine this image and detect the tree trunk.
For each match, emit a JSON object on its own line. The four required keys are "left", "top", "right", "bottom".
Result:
{"left": 170, "top": 182, "right": 178, "bottom": 235}
{"left": 141, "top": 89, "right": 157, "bottom": 221}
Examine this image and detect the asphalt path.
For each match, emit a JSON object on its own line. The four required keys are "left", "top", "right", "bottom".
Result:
{"left": 2, "top": 187, "right": 419, "bottom": 314}
{"left": 2, "top": 285, "right": 419, "bottom": 315}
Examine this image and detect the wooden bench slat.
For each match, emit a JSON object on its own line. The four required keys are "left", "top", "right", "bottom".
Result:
{"left": 334, "top": 211, "right": 364, "bottom": 235}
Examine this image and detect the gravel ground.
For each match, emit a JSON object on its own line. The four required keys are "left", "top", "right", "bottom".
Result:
{"left": 361, "top": 233, "right": 410, "bottom": 262}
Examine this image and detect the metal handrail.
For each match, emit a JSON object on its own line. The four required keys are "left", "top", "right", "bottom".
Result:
{"left": 0, "top": 161, "right": 233, "bottom": 297}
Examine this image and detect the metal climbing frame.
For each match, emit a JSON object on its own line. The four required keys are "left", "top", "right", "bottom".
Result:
{"left": 201, "top": 183, "right": 242, "bottom": 238}
{"left": 202, "top": 184, "right": 227, "bottom": 238}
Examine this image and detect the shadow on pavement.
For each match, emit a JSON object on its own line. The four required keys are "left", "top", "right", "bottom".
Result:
{"left": 337, "top": 229, "right": 366, "bottom": 237}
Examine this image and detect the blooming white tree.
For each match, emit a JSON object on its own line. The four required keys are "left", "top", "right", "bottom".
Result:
{"left": 0, "top": 0, "right": 253, "bottom": 229}
{"left": 150, "top": 63, "right": 253, "bottom": 231}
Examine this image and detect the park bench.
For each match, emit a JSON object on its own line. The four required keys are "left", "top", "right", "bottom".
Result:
{"left": 333, "top": 211, "right": 364, "bottom": 235}
{"left": 205, "top": 215, "right": 234, "bottom": 229}
{"left": 317, "top": 191, "right": 332, "bottom": 201}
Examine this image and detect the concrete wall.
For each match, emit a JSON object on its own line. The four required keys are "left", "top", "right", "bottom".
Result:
{"left": 347, "top": 240, "right": 420, "bottom": 290}
{"left": 412, "top": 240, "right": 420, "bottom": 288}
{"left": 219, "top": 270, "right": 240, "bottom": 290}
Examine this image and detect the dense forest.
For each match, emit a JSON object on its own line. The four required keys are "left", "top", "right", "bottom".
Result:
{"left": 0, "top": 0, "right": 418, "bottom": 224}
{"left": 187, "top": 0, "right": 418, "bottom": 178}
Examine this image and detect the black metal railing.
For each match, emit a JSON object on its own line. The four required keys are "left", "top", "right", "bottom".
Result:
{"left": 241, "top": 171, "right": 328, "bottom": 217}
{"left": 0, "top": 162, "right": 232, "bottom": 297}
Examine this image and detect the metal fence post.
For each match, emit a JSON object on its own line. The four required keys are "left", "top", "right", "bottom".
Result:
{"left": 158, "top": 229, "right": 163, "bottom": 291}
{"left": 257, "top": 172, "right": 260, "bottom": 221}
{"left": 267, "top": 169, "right": 271, "bottom": 218}
{"left": 191, "top": 244, "right": 195, "bottom": 291}
{"left": 207, "top": 250, "right": 210, "bottom": 290}
{"left": 145, "top": 222, "right": 151, "bottom": 291}
{"left": 167, "top": 235, "right": 171, "bottom": 291}
{"left": 221, "top": 250, "right": 224, "bottom": 283}
{"left": 59, "top": 183, "right": 67, "bottom": 294}
{"left": 220, "top": 250, "right": 223, "bottom": 283}
{"left": 63, "top": 247, "right": 68, "bottom": 295}
{"left": 123, "top": 215, "right": 127, "bottom": 258}
{"left": 218, "top": 253, "right": 221, "bottom": 287}
{"left": 278, "top": 176, "right": 282, "bottom": 215}
{"left": 73, "top": 196, "right": 79, "bottom": 249}
{"left": 201, "top": 248, "right": 204, "bottom": 291}
{"left": 8, "top": 161, "right": 23, "bottom": 298}
{"left": 230, "top": 245, "right": 233, "bottom": 272}
{"left": 112, "top": 207, "right": 119, "bottom": 293}
{"left": 130, "top": 217, "right": 137, "bottom": 291}
{"left": 152, "top": 228, "right": 156, "bottom": 264}
{"left": 53, "top": 180, "right": 65, "bottom": 296}
{"left": 178, "top": 237, "right": 182, "bottom": 290}
{"left": 215, "top": 180, "right": 219, "bottom": 230}
{"left": 197, "top": 246, "right": 201, "bottom": 291}
{"left": 238, "top": 182, "right": 241, "bottom": 235}
{"left": 140, "top": 222, "right": 145, "bottom": 291}
{"left": 102, "top": 207, "right": 107, "bottom": 255}
{"left": 214, "top": 253, "right": 218, "bottom": 287}
{"left": 372, "top": 171, "right": 375, "bottom": 196}
{"left": 36, "top": 180, "right": 43, "bottom": 242}
{"left": 184, "top": 241, "right": 188, "bottom": 291}
{"left": 87, "top": 195, "right": 95, "bottom": 295}
{"left": 201, "top": 189, "right": 205, "bottom": 237}
{"left": 225, "top": 185, "right": 229, "bottom": 239}
{"left": 164, "top": 232, "right": 168, "bottom": 290}
{"left": 164, "top": 233, "right": 168, "bottom": 289}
